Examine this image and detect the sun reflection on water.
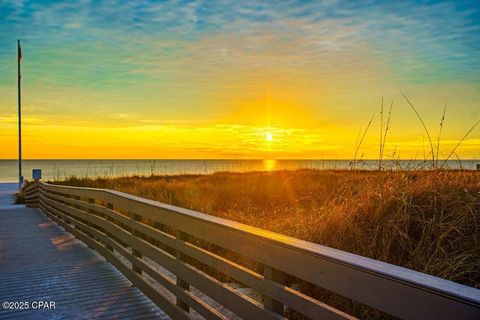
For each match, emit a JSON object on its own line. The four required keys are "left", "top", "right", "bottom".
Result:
{"left": 263, "top": 159, "right": 277, "bottom": 171}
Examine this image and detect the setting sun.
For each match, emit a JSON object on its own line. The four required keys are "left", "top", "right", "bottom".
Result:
{"left": 266, "top": 132, "right": 273, "bottom": 142}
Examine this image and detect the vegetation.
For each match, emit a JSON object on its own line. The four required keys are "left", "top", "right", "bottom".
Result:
{"left": 45, "top": 92, "right": 480, "bottom": 318}
{"left": 55, "top": 169, "right": 480, "bottom": 290}
{"left": 14, "top": 191, "right": 25, "bottom": 204}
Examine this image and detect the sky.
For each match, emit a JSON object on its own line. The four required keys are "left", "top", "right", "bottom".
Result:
{"left": 0, "top": 0, "right": 479, "bottom": 159}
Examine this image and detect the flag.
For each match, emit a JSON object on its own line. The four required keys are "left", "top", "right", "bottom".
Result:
{"left": 18, "top": 41, "right": 22, "bottom": 62}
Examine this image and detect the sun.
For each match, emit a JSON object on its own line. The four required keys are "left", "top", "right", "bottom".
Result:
{"left": 266, "top": 132, "right": 273, "bottom": 142}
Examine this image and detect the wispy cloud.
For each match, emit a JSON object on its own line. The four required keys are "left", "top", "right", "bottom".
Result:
{"left": 2, "top": 1, "right": 479, "bottom": 86}
{"left": 0, "top": 114, "right": 44, "bottom": 124}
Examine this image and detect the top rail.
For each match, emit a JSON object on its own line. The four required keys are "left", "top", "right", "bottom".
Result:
{"left": 24, "top": 181, "right": 480, "bottom": 320}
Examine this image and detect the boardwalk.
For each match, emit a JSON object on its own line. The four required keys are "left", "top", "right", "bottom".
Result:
{"left": 2, "top": 181, "right": 479, "bottom": 319}
{"left": 0, "top": 183, "right": 16, "bottom": 209}
{"left": 0, "top": 184, "right": 167, "bottom": 320}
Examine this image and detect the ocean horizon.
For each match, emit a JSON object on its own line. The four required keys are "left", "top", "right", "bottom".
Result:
{"left": 1, "top": 159, "right": 478, "bottom": 182}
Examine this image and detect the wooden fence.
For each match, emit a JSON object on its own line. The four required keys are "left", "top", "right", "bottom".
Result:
{"left": 24, "top": 182, "right": 480, "bottom": 319}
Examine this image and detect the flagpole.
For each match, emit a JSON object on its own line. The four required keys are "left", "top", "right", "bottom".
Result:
{"left": 18, "top": 39, "right": 22, "bottom": 189}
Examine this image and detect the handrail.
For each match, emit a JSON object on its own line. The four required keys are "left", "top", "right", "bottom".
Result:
{"left": 24, "top": 181, "right": 480, "bottom": 319}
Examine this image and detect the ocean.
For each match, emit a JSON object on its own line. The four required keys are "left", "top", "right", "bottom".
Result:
{"left": 0, "top": 159, "right": 478, "bottom": 182}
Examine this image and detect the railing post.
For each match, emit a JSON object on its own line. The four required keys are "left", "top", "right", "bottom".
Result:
{"left": 263, "top": 265, "right": 285, "bottom": 315}
{"left": 86, "top": 198, "right": 99, "bottom": 243}
{"left": 131, "top": 213, "right": 143, "bottom": 275}
{"left": 72, "top": 195, "right": 93, "bottom": 241}
{"left": 101, "top": 202, "right": 114, "bottom": 252}
{"left": 175, "top": 230, "right": 190, "bottom": 312}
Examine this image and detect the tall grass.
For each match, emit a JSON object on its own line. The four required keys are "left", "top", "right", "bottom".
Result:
{"left": 399, "top": 91, "right": 480, "bottom": 170}
{"left": 55, "top": 170, "right": 480, "bottom": 318}
{"left": 440, "top": 119, "right": 480, "bottom": 169}
{"left": 352, "top": 93, "right": 479, "bottom": 170}
{"left": 400, "top": 90, "right": 436, "bottom": 168}
{"left": 436, "top": 104, "right": 447, "bottom": 167}
{"left": 378, "top": 99, "right": 393, "bottom": 170}
{"left": 57, "top": 170, "right": 480, "bottom": 290}
{"left": 352, "top": 114, "right": 374, "bottom": 170}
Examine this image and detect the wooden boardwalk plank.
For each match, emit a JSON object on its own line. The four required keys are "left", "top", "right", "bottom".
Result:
{"left": 0, "top": 205, "right": 169, "bottom": 320}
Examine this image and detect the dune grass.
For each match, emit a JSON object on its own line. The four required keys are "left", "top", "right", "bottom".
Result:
{"left": 56, "top": 170, "right": 480, "bottom": 287}
{"left": 54, "top": 169, "right": 479, "bottom": 318}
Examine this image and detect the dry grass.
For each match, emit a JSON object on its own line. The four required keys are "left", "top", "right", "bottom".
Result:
{"left": 56, "top": 169, "right": 480, "bottom": 287}
{"left": 54, "top": 169, "right": 480, "bottom": 318}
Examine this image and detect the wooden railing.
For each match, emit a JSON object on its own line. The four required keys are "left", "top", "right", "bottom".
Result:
{"left": 24, "top": 182, "right": 480, "bottom": 319}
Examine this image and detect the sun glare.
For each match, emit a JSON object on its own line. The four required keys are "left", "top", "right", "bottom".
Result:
{"left": 266, "top": 132, "right": 273, "bottom": 142}
{"left": 263, "top": 159, "right": 276, "bottom": 171}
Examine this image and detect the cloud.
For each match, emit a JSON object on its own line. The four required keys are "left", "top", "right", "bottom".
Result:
{"left": 2, "top": 0, "right": 479, "bottom": 88}
{"left": 0, "top": 1, "right": 479, "bottom": 159}
{"left": 0, "top": 114, "right": 44, "bottom": 124}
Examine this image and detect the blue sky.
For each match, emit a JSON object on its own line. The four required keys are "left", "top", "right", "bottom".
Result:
{"left": 1, "top": 0, "right": 479, "bottom": 86}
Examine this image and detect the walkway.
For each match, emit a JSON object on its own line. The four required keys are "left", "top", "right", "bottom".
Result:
{"left": 0, "top": 184, "right": 168, "bottom": 320}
